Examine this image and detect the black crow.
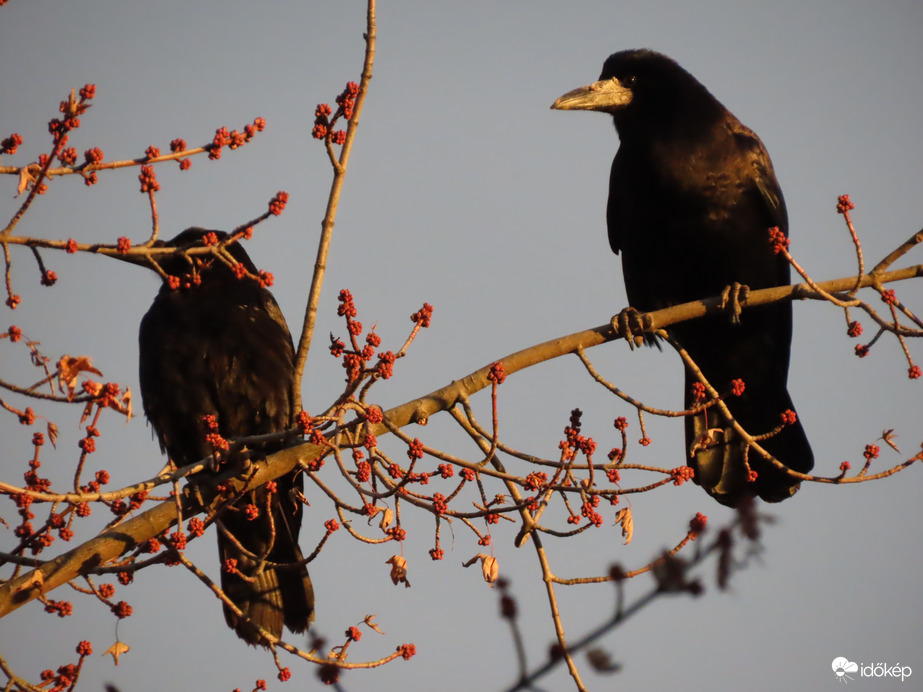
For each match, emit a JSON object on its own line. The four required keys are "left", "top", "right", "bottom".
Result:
{"left": 138, "top": 228, "right": 313, "bottom": 643}
{"left": 552, "top": 49, "right": 813, "bottom": 506}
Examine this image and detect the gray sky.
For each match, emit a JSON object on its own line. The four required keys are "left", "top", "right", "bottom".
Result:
{"left": 1, "top": 1, "right": 922, "bottom": 690}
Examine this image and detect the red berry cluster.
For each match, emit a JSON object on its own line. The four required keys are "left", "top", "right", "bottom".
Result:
{"left": 376, "top": 350, "right": 396, "bottom": 379}
{"left": 365, "top": 405, "right": 383, "bottom": 424}
{"left": 170, "top": 138, "right": 191, "bottom": 170}
{"left": 523, "top": 471, "right": 548, "bottom": 491}
{"left": 138, "top": 165, "right": 160, "bottom": 193}
{"left": 201, "top": 414, "right": 229, "bottom": 454}
{"left": 208, "top": 117, "right": 265, "bottom": 160}
{"left": 410, "top": 303, "right": 433, "bottom": 328}
{"left": 836, "top": 194, "right": 855, "bottom": 214}
{"left": 431, "top": 492, "right": 448, "bottom": 515}
{"left": 406, "top": 438, "right": 425, "bottom": 461}
{"left": 579, "top": 496, "right": 603, "bottom": 526}
{"left": 670, "top": 466, "right": 695, "bottom": 486}
{"left": 688, "top": 512, "right": 708, "bottom": 538}
{"left": 487, "top": 360, "right": 506, "bottom": 384}
{"left": 767, "top": 226, "right": 790, "bottom": 255}
{"left": 328, "top": 289, "right": 396, "bottom": 384}
{"left": 312, "top": 104, "right": 333, "bottom": 140}
{"left": 312, "top": 81, "right": 359, "bottom": 145}
{"left": 187, "top": 517, "right": 206, "bottom": 538}
{"left": 84, "top": 147, "right": 104, "bottom": 165}
{"left": 111, "top": 601, "right": 133, "bottom": 619}
{"left": 0, "top": 133, "right": 23, "bottom": 155}
{"left": 559, "top": 409, "right": 596, "bottom": 464}
{"left": 336, "top": 82, "right": 359, "bottom": 119}
{"left": 48, "top": 84, "right": 95, "bottom": 137}
{"left": 690, "top": 381, "right": 706, "bottom": 403}
{"left": 268, "top": 190, "right": 289, "bottom": 216}
{"left": 58, "top": 146, "right": 78, "bottom": 166}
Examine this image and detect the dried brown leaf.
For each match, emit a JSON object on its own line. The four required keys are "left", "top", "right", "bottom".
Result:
{"left": 462, "top": 553, "right": 499, "bottom": 586}
{"left": 385, "top": 555, "right": 410, "bottom": 588}
{"left": 121, "top": 386, "right": 132, "bottom": 421}
{"left": 363, "top": 614, "right": 384, "bottom": 635}
{"left": 881, "top": 429, "right": 900, "bottom": 453}
{"left": 614, "top": 507, "right": 633, "bottom": 545}
{"left": 57, "top": 355, "right": 103, "bottom": 399}
{"left": 689, "top": 428, "right": 722, "bottom": 456}
{"left": 104, "top": 641, "right": 130, "bottom": 665}
{"left": 17, "top": 164, "right": 40, "bottom": 196}
{"left": 481, "top": 555, "right": 499, "bottom": 585}
{"left": 378, "top": 507, "right": 394, "bottom": 533}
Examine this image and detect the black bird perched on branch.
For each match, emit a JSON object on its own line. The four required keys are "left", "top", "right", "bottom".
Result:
{"left": 552, "top": 49, "right": 813, "bottom": 506}
{"left": 138, "top": 228, "right": 313, "bottom": 644}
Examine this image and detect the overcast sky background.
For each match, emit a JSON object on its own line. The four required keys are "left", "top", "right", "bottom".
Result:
{"left": 2, "top": 1, "right": 922, "bottom": 691}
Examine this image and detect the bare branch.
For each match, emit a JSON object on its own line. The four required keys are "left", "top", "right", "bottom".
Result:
{"left": 292, "top": 0, "right": 377, "bottom": 411}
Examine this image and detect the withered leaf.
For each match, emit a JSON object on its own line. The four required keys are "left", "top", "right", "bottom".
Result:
{"left": 363, "top": 614, "right": 384, "bottom": 635}
{"left": 614, "top": 507, "right": 633, "bottom": 545}
{"left": 386, "top": 555, "right": 410, "bottom": 588}
{"left": 103, "top": 641, "right": 130, "bottom": 665}
{"left": 463, "top": 553, "right": 499, "bottom": 586}
{"left": 378, "top": 507, "right": 394, "bottom": 533}
{"left": 57, "top": 355, "right": 103, "bottom": 399}
{"left": 881, "top": 429, "right": 900, "bottom": 453}
{"left": 17, "top": 164, "right": 40, "bottom": 197}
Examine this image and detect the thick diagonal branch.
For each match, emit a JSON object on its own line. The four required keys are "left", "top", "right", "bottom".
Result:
{"left": 1, "top": 265, "right": 918, "bottom": 616}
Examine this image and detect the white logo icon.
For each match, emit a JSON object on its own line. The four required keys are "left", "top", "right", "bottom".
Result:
{"left": 832, "top": 657, "right": 859, "bottom": 683}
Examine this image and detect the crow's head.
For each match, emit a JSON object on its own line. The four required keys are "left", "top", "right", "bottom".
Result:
{"left": 552, "top": 49, "right": 726, "bottom": 138}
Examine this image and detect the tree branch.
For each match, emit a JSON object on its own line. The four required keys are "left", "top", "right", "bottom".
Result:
{"left": 292, "top": 0, "right": 377, "bottom": 411}
{"left": 1, "top": 265, "right": 918, "bottom": 616}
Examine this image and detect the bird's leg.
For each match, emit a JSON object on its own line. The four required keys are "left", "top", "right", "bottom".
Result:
{"left": 719, "top": 282, "right": 750, "bottom": 324}
{"left": 207, "top": 451, "right": 223, "bottom": 474}
{"left": 689, "top": 427, "right": 724, "bottom": 456}
{"left": 611, "top": 307, "right": 653, "bottom": 350}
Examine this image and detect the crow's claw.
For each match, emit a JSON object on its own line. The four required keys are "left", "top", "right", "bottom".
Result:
{"left": 612, "top": 307, "right": 653, "bottom": 350}
{"left": 719, "top": 282, "right": 750, "bottom": 324}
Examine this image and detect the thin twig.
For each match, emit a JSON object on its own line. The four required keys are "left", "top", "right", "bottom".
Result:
{"left": 293, "top": 0, "right": 377, "bottom": 411}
